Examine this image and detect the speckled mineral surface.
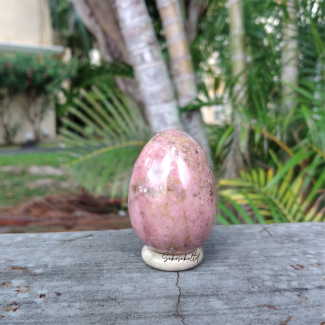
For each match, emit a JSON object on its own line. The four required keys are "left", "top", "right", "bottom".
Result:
{"left": 128, "top": 129, "right": 217, "bottom": 254}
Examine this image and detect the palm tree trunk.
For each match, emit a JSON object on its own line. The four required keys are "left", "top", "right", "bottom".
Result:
{"left": 281, "top": 0, "right": 298, "bottom": 116}
{"left": 184, "top": 0, "right": 200, "bottom": 44}
{"left": 113, "top": 0, "right": 183, "bottom": 134}
{"left": 228, "top": 0, "right": 246, "bottom": 104}
{"left": 156, "top": 0, "right": 212, "bottom": 162}
{"left": 222, "top": 0, "right": 247, "bottom": 178}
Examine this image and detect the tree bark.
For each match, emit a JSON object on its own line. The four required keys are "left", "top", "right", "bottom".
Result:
{"left": 184, "top": 0, "right": 200, "bottom": 44}
{"left": 113, "top": 0, "right": 184, "bottom": 134}
{"left": 0, "top": 99, "right": 15, "bottom": 144}
{"left": 156, "top": 0, "right": 212, "bottom": 162}
{"left": 222, "top": 0, "right": 247, "bottom": 178}
{"left": 71, "top": 0, "right": 112, "bottom": 62}
{"left": 281, "top": 0, "right": 298, "bottom": 116}
{"left": 228, "top": 0, "right": 246, "bottom": 104}
{"left": 86, "top": 0, "right": 130, "bottom": 62}
{"left": 71, "top": 0, "right": 143, "bottom": 107}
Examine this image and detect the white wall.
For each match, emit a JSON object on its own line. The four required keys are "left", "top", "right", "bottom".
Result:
{"left": 0, "top": 0, "right": 53, "bottom": 46}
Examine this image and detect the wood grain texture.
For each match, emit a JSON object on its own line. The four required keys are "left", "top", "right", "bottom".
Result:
{"left": 0, "top": 222, "right": 324, "bottom": 324}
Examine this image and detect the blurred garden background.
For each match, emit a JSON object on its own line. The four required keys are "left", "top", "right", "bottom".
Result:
{"left": 0, "top": 0, "right": 324, "bottom": 233}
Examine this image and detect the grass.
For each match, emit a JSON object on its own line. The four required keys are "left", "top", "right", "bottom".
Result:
{"left": 0, "top": 152, "right": 74, "bottom": 208}
{"left": 0, "top": 152, "right": 62, "bottom": 168}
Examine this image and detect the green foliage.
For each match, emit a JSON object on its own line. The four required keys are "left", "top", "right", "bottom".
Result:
{"left": 194, "top": 0, "right": 325, "bottom": 177}
{"left": 60, "top": 85, "right": 150, "bottom": 200}
{"left": 55, "top": 60, "right": 133, "bottom": 117}
{"left": 211, "top": 95, "right": 325, "bottom": 224}
{"left": 0, "top": 53, "right": 77, "bottom": 97}
{"left": 49, "top": 0, "right": 95, "bottom": 59}
{"left": 218, "top": 157, "right": 325, "bottom": 224}
{"left": 59, "top": 83, "right": 324, "bottom": 222}
{"left": 214, "top": 105, "right": 325, "bottom": 224}
{"left": 58, "top": 0, "right": 324, "bottom": 225}
{"left": 193, "top": 0, "right": 324, "bottom": 133}
{"left": 0, "top": 53, "right": 77, "bottom": 143}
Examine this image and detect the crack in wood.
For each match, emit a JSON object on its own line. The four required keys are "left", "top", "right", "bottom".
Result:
{"left": 176, "top": 272, "right": 186, "bottom": 325}
{"left": 259, "top": 224, "right": 276, "bottom": 233}
{"left": 264, "top": 228, "right": 274, "bottom": 238}
{"left": 259, "top": 226, "right": 284, "bottom": 247}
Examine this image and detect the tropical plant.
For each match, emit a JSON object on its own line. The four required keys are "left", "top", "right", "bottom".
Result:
{"left": 195, "top": 0, "right": 324, "bottom": 175}
{"left": 60, "top": 85, "right": 151, "bottom": 200}
{"left": 217, "top": 149, "right": 325, "bottom": 224}
{"left": 0, "top": 53, "right": 77, "bottom": 143}
{"left": 69, "top": 0, "right": 213, "bottom": 163}
{"left": 57, "top": 0, "right": 324, "bottom": 224}
{"left": 49, "top": 0, "right": 95, "bottom": 59}
{"left": 54, "top": 60, "right": 134, "bottom": 117}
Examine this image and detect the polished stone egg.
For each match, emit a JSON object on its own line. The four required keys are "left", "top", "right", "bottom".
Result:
{"left": 128, "top": 129, "right": 217, "bottom": 254}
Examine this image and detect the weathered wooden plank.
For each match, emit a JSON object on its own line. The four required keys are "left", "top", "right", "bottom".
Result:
{"left": 0, "top": 222, "right": 324, "bottom": 325}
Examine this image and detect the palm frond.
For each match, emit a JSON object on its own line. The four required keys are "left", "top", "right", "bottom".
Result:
{"left": 59, "top": 86, "right": 151, "bottom": 200}
{"left": 218, "top": 153, "right": 325, "bottom": 224}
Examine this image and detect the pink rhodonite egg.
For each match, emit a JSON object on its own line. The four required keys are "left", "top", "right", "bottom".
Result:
{"left": 128, "top": 129, "right": 217, "bottom": 254}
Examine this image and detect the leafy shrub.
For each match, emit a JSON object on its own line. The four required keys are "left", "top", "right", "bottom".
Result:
{"left": 0, "top": 53, "right": 77, "bottom": 143}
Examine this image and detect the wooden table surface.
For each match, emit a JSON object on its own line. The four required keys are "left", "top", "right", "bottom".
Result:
{"left": 0, "top": 222, "right": 324, "bottom": 325}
